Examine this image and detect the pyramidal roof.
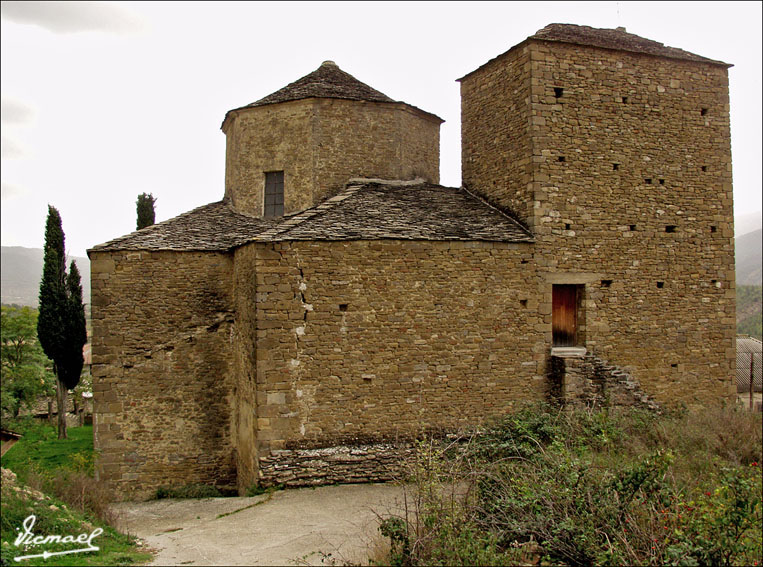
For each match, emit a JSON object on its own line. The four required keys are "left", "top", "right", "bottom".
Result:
{"left": 531, "top": 24, "right": 730, "bottom": 66}
{"left": 223, "top": 61, "right": 442, "bottom": 126}
{"left": 459, "top": 23, "right": 730, "bottom": 81}
{"left": 248, "top": 61, "right": 395, "bottom": 107}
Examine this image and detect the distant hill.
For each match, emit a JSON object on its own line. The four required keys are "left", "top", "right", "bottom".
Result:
{"left": 735, "top": 210, "right": 762, "bottom": 238}
{"left": 1, "top": 246, "right": 90, "bottom": 307}
{"left": 736, "top": 229, "right": 762, "bottom": 285}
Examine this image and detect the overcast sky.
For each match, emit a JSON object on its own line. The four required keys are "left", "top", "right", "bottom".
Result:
{"left": 2, "top": 1, "right": 761, "bottom": 257}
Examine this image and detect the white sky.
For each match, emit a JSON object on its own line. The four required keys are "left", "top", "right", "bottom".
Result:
{"left": 1, "top": 1, "right": 761, "bottom": 257}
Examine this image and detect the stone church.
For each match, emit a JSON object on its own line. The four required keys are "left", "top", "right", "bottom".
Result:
{"left": 89, "top": 24, "right": 736, "bottom": 498}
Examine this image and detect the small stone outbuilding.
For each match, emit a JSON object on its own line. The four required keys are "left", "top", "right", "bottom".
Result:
{"left": 90, "top": 24, "right": 737, "bottom": 499}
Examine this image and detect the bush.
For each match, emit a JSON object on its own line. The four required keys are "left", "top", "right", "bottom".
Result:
{"left": 379, "top": 403, "right": 762, "bottom": 566}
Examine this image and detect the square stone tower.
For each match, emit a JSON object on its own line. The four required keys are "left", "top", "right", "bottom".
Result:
{"left": 460, "top": 24, "right": 736, "bottom": 405}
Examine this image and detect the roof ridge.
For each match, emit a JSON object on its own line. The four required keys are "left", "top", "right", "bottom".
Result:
{"left": 255, "top": 184, "right": 365, "bottom": 241}
{"left": 459, "top": 186, "right": 534, "bottom": 239}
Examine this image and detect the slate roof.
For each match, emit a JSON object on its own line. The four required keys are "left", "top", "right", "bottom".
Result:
{"left": 89, "top": 181, "right": 533, "bottom": 253}
{"left": 248, "top": 61, "right": 395, "bottom": 107}
{"left": 223, "top": 61, "right": 443, "bottom": 125}
{"left": 459, "top": 23, "right": 730, "bottom": 81}
{"left": 260, "top": 181, "right": 534, "bottom": 243}
{"left": 532, "top": 24, "right": 729, "bottom": 65}
{"left": 88, "top": 201, "right": 277, "bottom": 253}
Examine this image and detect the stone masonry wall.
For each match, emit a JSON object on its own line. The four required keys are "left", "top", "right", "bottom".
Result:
{"left": 550, "top": 354, "right": 662, "bottom": 411}
{"left": 312, "top": 99, "right": 441, "bottom": 200}
{"left": 461, "top": 40, "right": 736, "bottom": 408}
{"left": 461, "top": 44, "right": 534, "bottom": 225}
{"left": 246, "top": 239, "right": 542, "bottom": 484}
{"left": 224, "top": 99, "right": 314, "bottom": 216}
{"left": 90, "top": 251, "right": 237, "bottom": 499}
{"left": 224, "top": 99, "right": 440, "bottom": 218}
{"left": 528, "top": 41, "right": 735, "bottom": 406}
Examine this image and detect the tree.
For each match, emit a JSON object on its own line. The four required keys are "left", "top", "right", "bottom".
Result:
{"left": 0, "top": 306, "right": 55, "bottom": 424}
{"left": 136, "top": 192, "right": 156, "bottom": 229}
{"left": 37, "top": 206, "right": 87, "bottom": 439}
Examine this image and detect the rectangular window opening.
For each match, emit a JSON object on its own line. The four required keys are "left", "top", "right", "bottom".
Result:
{"left": 613, "top": 163, "right": 620, "bottom": 171}
{"left": 701, "top": 108, "right": 708, "bottom": 116}
{"left": 710, "top": 225, "right": 717, "bottom": 233}
{"left": 601, "top": 280, "right": 613, "bottom": 288}
{"left": 264, "top": 171, "right": 285, "bottom": 218}
{"left": 520, "top": 299, "right": 528, "bottom": 307}
{"left": 339, "top": 304, "right": 348, "bottom": 312}
{"left": 558, "top": 156, "right": 566, "bottom": 162}
{"left": 645, "top": 178, "right": 652, "bottom": 184}
{"left": 554, "top": 87, "right": 564, "bottom": 98}
{"left": 659, "top": 179, "right": 665, "bottom": 185}
{"left": 665, "top": 225, "right": 677, "bottom": 233}
{"left": 621, "top": 96, "right": 628, "bottom": 103}
{"left": 657, "top": 281, "right": 665, "bottom": 289}
{"left": 701, "top": 165, "right": 707, "bottom": 172}
{"left": 629, "top": 225, "right": 637, "bottom": 231}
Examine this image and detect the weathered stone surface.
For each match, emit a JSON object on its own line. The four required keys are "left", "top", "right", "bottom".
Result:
{"left": 91, "top": 24, "right": 737, "bottom": 499}
{"left": 461, "top": 26, "right": 735, "bottom": 409}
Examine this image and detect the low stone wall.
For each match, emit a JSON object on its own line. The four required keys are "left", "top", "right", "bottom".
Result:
{"left": 258, "top": 443, "right": 416, "bottom": 487}
{"left": 550, "top": 354, "right": 662, "bottom": 412}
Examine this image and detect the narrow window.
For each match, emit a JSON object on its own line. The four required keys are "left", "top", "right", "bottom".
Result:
{"left": 520, "top": 299, "right": 528, "bottom": 307}
{"left": 665, "top": 225, "right": 677, "bottom": 233}
{"left": 339, "top": 304, "right": 348, "bottom": 312}
{"left": 701, "top": 165, "right": 707, "bottom": 172}
{"left": 659, "top": 179, "right": 665, "bottom": 185}
{"left": 601, "top": 280, "right": 613, "bottom": 288}
{"left": 558, "top": 156, "right": 566, "bottom": 162}
{"left": 629, "top": 225, "right": 637, "bottom": 231}
{"left": 554, "top": 87, "right": 564, "bottom": 98}
{"left": 645, "top": 178, "right": 652, "bottom": 184}
{"left": 264, "top": 171, "right": 284, "bottom": 218}
{"left": 700, "top": 108, "right": 708, "bottom": 116}
{"left": 565, "top": 223, "right": 571, "bottom": 230}
{"left": 621, "top": 96, "right": 628, "bottom": 103}
{"left": 657, "top": 281, "right": 665, "bottom": 289}
{"left": 613, "top": 163, "right": 620, "bottom": 171}
{"left": 710, "top": 226, "right": 717, "bottom": 233}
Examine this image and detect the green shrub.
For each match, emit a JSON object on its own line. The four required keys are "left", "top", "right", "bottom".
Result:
{"left": 379, "top": 404, "right": 763, "bottom": 566}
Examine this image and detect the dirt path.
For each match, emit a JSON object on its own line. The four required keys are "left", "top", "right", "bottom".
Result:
{"left": 112, "top": 483, "right": 408, "bottom": 566}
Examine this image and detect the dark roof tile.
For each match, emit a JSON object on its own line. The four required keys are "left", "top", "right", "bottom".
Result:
{"left": 248, "top": 61, "right": 395, "bottom": 107}
{"left": 459, "top": 23, "right": 730, "bottom": 81}
{"left": 89, "top": 182, "right": 534, "bottom": 253}
{"left": 531, "top": 24, "right": 729, "bottom": 65}
{"left": 259, "top": 181, "right": 534, "bottom": 243}
{"left": 88, "top": 201, "right": 276, "bottom": 253}
{"left": 224, "top": 61, "right": 443, "bottom": 125}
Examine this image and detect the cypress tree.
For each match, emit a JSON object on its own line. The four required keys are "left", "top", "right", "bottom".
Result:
{"left": 136, "top": 192, "right": 156, "bottom": 229}
{"left": 37, "top": 206, "right": 86, "bottom": 439}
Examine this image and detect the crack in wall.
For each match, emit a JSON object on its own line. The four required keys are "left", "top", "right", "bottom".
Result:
{"left": 291, "top": 247, "right": 314, "bottom": 437}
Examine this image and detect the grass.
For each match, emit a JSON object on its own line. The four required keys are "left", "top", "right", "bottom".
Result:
{"left": 0, "top": 422, "right": 152, "bottom": 566}
{"left": 2, "top": 424, "right": 94, "bottom": 478}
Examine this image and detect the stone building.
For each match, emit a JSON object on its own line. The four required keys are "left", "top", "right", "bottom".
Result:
{"left": 89, "top": 24, "right": 737, "bottom": 499}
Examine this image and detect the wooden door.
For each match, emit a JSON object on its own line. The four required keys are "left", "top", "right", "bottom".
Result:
{"left": 552, "top": 285, "right": 577, "bottom": 347}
